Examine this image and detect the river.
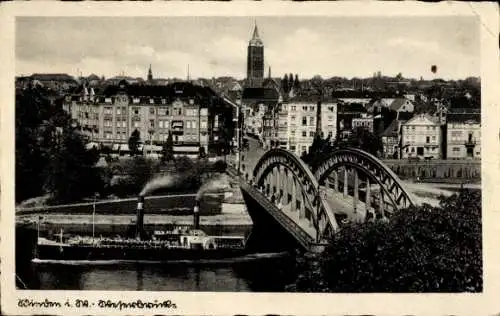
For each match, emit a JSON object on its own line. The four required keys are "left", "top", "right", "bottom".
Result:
{"left": 21, "top": 253, "right": 297, "bottom": 292}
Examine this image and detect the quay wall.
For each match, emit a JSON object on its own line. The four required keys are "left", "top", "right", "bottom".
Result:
{"left": 382, "top": 159, "right": 481, "bottom": 182}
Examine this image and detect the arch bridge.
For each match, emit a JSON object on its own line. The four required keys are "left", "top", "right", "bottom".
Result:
{"left": 238, "top": 148, "right": 418, "bottom": 252}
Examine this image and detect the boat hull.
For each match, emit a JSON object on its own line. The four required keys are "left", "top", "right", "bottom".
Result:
{"left": 35, "top": 244, "right": 247, "bottom": 262}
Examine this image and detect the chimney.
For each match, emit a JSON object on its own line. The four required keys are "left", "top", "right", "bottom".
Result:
{"left": 193, "top": 200, "right": 200, "bottom": 230}
{"left": 135, "top": 195, "right": 145, "bottom": 239}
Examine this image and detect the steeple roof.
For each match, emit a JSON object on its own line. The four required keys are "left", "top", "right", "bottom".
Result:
{"left": 249, "top": 22, "right": 263, "bottom": 47}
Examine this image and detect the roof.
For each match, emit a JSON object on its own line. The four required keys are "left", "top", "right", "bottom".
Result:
{"left": 30, "top": 73, "right": 77, "bottom": 83}
{"left": 381, "top": 119, "right": 400, "bottom": 137}
{"left": 403, "top": 114, "right": 437, "bottom": 126}
{"left": 242, "top": 87, "right": 279, "bottom": 102}
{"left": 396, "top": 111, "right": 414, "bottom": 121}
{"left": 389, "top": 98, "right": 412, "bottom": 111}
{"left": 249, "top": 23, "right": 263, "bottom": 47}
{"left": 446, "top": 113, "right": 480, "bottom": 124}
{"left": 332, "top": 90, "right": 400, "bottom": 99}
{"left": 338, "top": 103, "right": 366, "bottom": 113}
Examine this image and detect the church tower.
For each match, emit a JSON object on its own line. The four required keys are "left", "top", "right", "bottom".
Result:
{"left": 246, "top": 22, "right": 264, "bottom": 88}
{"left": 147, "top": 64, "right": 153, "bottom": 82}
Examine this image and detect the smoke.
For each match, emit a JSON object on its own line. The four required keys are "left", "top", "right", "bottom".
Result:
{"left": 195, "top": 174, "right": 231, "bottom": 201}
{"left": 140, "top": 173, "right": 185, "bottom": 197}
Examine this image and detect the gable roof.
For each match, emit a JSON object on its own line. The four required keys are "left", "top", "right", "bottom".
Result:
{"left": 403, "top": 114, "right": 437, "bottom": 126}
{"left": 381, "top": 119, "right": 401, "bottom": 137}
{"left": 396, "top": 111, "right": 414, "bottom": 121}
{"left": 389, "top": 98, "right": 412, "bottom": 111}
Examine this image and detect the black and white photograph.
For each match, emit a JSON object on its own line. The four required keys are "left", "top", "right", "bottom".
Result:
{"left": 1, "top": 2, "right": 499, "bottom": 316}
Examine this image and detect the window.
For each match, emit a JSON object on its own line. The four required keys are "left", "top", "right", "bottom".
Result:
{"left": 309, "top": 106, "right": 314, "bottom": 112}
{"left": 328, "top": 116, "right": 333, "bottom": 121}
{"left": 302, "top": 117, "right": 307, "bottom": 126}
{"left": 133, "top": 108, "right": 139, "bottom": 115}
{"left": 150, "top": 107, "right": 155, "bottom": 115}
{"left": 200, "top": 108, "right": 208, "bottom": 116}
{"left": 150, "top": 120, "right": 154, "bottom": 128}
{"left": 116, "top": 108, "right": 121, "bottom": 115}
{"left": 134, "top": 121, "right": 139, "bottom": 128}
{"left": 200, "top": 121, "right": 207, "bottom": 129}
{"left": 412, "top": 126, "right": 415, "bottom": 130}
{"left": 302, "top": 131, "right": 307, "bottom": 137}
{"left": 104, "top": 107, "right": 112, "bottom": 115}
{"left": 309, "top": 131, "right": 315, "bottom": 137}
{"left": 426, "top": 136, "right": 430, "bottom": 143}
{"left": 291, "top": 106, "right": 296, "bottom": 111}
{"left": 302, "top": 106, "right": 308, "bottom": 111}
{"left": 453, "top": 147, "right": 460, "bottom": 152}
{"left": 291, "top": 130, "right": 296, "bottom": 136}
{"left": 104, "top": 120, "right": 112, "bottom": 127}
{"left": 291, "top": 116, "right": 296, "bottom": 121}
{"left": 310, "top": 117, "right": 315, "bottom": 125}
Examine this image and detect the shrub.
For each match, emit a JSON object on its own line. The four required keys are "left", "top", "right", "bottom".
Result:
{"left": 289, "top": 189, "right": 482, "bottom": 292}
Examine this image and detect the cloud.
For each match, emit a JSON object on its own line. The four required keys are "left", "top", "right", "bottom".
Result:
{"left": 15, "top": 17, "right": 480, "bottom": 80}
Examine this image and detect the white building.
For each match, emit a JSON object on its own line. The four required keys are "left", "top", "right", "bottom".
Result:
{"left": 401, "top": 114, "right": 441, "bottom": 159}
{"left": 274, "top": 100, "right": 337, "bottom": 156}
{"left": 352, "top": 113, "right": 374, "bottom": 133}
{"left": 446, "top": 113, "right": 481, "bottom": 160}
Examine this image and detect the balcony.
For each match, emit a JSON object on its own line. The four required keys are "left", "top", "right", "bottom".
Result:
{"left": 465, "top": 139, "right": 477, "bottom": 147}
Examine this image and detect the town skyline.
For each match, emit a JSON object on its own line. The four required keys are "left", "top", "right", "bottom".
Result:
{"left": 17, "top": 16, "right": 479, "bottom": 81}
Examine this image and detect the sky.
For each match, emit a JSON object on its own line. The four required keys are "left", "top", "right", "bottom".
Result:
{"left": 16, "top": 16, "right": 480, "bottom": 80}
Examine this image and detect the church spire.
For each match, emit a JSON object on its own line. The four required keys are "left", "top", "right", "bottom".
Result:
{"left": 252, "top": 21, "right": 260, "bottom": 40}
{"left": 147, "top": 64, "right": 153, "bottom": 82}
{"left": 268, "top": 66, "right": 271, "bottom": 79}
{"left": 249, "top": 21, "right": 263, "bottom": 47}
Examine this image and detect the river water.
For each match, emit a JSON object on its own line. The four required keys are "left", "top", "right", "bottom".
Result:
{"left": 23, "top": 253, "right": 297, "bottom": 292}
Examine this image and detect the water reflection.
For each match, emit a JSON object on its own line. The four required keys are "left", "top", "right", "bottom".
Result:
{"left": 29, "top": 253, "right": 295, "bottom": 292}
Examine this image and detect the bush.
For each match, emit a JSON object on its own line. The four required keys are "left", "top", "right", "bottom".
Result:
{"left": 289, "top": 189, "right": 482, "bottom": 292}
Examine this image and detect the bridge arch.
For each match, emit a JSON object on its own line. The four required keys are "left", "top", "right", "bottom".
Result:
{"left": 251, "top": 148, "right": 339, "bottom": 243}
{"left": 313, "top": 147, "right": 417, "bottom": 219}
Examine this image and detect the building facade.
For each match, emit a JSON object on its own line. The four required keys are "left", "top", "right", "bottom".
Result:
{"left": 62, "top": 81, "right": 221, "bottom": 156}
{"left": 266, "top": 100, "right": 337, "bottom": 156}
{"left": 400, "top": 114, "right": 441, "bottom": 159}
{"left": 446, "top": 113, "right": 481, "bottom": 160}
{"left": 246, "top": 23, "right": 264, "bottom": 88}
{"left": 352, "top": 114, "right": 374, "bottom": 133}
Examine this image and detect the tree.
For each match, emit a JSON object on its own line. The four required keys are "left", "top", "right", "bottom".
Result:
{"left": 294, "top": 74, "right": 300, "bottom": 90}
{"left": 15, "top": 86, "right": 103, "bottom": 203}
{"left": 288, "top": 189, "right": 482, "bottom": 292}
{"left": 282, "top": 74, "right": 289, "bottom": 93}
{"left": 128, "top": 129, "right": 140, "bottom": 156}
{"left": 162, "top": 131, "right": 174, "bottom": 162}
{"left": 334, "top": 127, "right": 383, "bottom": 157}
{"left": 43, "top": 123, "right": 102, "bottom": 203}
